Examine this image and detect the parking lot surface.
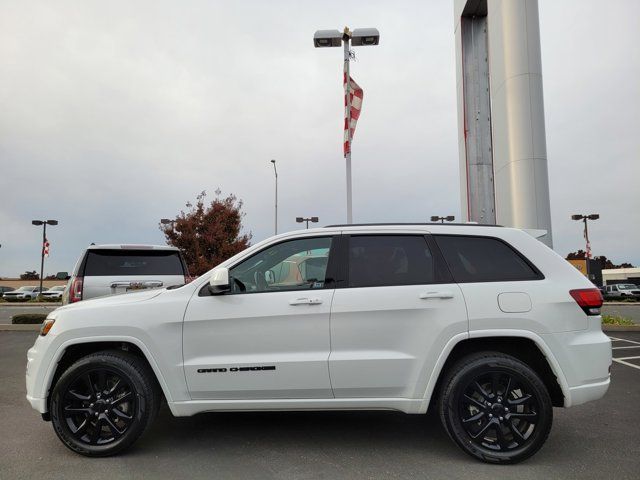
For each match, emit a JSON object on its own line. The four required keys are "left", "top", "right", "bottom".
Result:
{"left": 1, "top": 331, "right": 639, "bottom": 480}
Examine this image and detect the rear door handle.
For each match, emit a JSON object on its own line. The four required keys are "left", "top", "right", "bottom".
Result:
{"left": 289, "top": 298, "right": 323, "bottom": 305}
{"left": 419, "top": 291, "right": 454, "bottom": 300}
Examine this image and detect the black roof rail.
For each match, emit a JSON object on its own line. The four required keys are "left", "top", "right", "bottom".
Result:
{"left": 324, "top": 222, "right": 503, "bottom": 228}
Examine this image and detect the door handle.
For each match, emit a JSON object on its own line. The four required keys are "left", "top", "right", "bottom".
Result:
{"left": 419, "top": 291, "right": 454, "bottom": 300}
{"left": 289, "top": 298, "right": 323, "bottom": 305}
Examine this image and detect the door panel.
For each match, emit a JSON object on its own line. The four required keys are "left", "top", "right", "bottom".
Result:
{"left": 183, "top": 290, "right": 334, "bottom": 399}
{"left": 329, "top": 284, "right": 467, "bottom": 398}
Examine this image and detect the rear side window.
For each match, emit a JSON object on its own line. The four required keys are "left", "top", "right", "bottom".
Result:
{"left": 83, "top": 250, "right": 185, "bottom": 276}
{"left": 434, "top": 235, "right": 541, "bottom": 283}
{"left": 348, "top": 235, "right": 435, "bottom": 287}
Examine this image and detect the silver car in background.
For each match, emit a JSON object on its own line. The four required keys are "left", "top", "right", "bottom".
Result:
{"left": 63, "top": 244, "right": 191, "bottom": 304}
{"left": 3, "top": 286, "right": 43, "bottom": 301}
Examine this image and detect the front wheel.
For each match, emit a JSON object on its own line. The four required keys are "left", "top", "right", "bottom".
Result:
{"left": 50, "top": 350, "right": 160, "bottom": 457}
{"left": 439, "top": 352, "right": 553, "bottom": 464}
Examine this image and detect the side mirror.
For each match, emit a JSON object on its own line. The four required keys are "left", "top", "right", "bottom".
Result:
{"left": 208, "top": 267, "right": 230, "bottom": 295}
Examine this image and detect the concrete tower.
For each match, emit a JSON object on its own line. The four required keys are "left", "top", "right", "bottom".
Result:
{"left": 454, "top": 0, "right": 553, "bottom": 246}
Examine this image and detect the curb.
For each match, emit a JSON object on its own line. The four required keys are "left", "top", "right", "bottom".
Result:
{"left": 0, "top": 303, "right": 61, "bottom": 307}
{"left": 602, "top": 324, "right": 640, "bottom": 332}
{"left": 0, "top": 324, "right": 41, "bottom": 331}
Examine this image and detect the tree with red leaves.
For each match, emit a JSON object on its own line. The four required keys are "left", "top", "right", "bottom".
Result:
{"left": 160, "top": 191, "right": 252, "bottom": 277}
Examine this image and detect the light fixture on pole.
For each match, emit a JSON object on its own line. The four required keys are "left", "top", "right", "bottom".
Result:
{"left": 571, "top": 214, "right": 599, "bottom": 259}
{"left": 296, "top": 216, "right": 319, "bottom": 229}
{"left": 270, "top": 159, "right": 278, "bottom": 235}
{"left": 314, "top": 26, "right": 380, "bottom": 224}
{"left": 430, "top": 215, "right": 455, "bottom": 224}
{"left": 160, "top": 218, "right": 176, "bottom": 227}
{"left": 31, "top": 219, "right": 58, "bottom": 295}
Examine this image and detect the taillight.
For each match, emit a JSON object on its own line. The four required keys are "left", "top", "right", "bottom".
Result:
{"left": 70, "top": 277, "right": 83, "bottom": 303}
{"left": 569, "top": 288, "right": 603, "bottom": 315}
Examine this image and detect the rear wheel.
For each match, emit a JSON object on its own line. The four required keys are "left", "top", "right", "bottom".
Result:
{"left": 50, "top": 350, "right": 160, "bottom": 457}
{"left": 439, "top": 352, "right": 552, "bottom": 464}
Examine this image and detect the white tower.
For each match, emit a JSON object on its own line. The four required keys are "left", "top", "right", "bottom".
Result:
{"left": 454, "top": 0, "right": 553, "bottom": 246}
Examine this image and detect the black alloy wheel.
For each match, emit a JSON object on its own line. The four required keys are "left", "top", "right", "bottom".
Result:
{"left": 51, "top": 350, "right": 160, "bottom": 457}
{"left": 439, "top": 352, "right": 553, "bottom": 464}
{"left": 61, "top": 368, "right": 137, "bottom": 446}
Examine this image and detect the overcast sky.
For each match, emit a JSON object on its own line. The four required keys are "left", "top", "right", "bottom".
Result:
{"left": 0, "top": 0, "right": 638, "bottom": 278}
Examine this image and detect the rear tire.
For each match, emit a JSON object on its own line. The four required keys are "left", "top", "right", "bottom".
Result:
{"left": 438, "top": 352, "right": 552, "bottom": 464}
{"left": 50, "top": 350, "right": 160, "bottom": 457}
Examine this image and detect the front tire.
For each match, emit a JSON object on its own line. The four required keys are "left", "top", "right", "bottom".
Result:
{"left": 50, "top": 350, "right": 160, "bottom": 457}
{"left": 439, "top": 352, "right": 553, "bottom": 464}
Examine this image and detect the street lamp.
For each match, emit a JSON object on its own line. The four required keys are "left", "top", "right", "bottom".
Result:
{"left": 31, "top": 219, "right": 58, "bottom": 295}
{"left": 270, "top": 159, "right": 278, "bottom": 235}
{"left": 431, "top": 215, "right": 455, "bottom": 224}
{"left": 314, "top": 26, "right": 380, "bottom": 224}
{"left": 571, "top": 214, "right": 599, "bottom": 258}
{"left": 296, "top": 216, "right": 319, "bottom": 229}
{"left": 160, "top": 218, "right": 176, "bottom": 227}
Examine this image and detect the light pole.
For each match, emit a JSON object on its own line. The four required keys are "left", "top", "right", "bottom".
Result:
{"left": 314, "top": 27, "right": 380, "bottom": 224}
{"left": 160, "top": 218, "right": 176, "bottom": 228}
{"left": 296, "top": 216, "right": 319, "bottom": 229}
{"left": 571, "top": 214, "right": 599, "bottom": 259}
{"left": 31, "top": 219, "right": 58, "bottom": 295}
{"left": 431, "top": 215, "right": 455, "bottom": 224}
{"left": 270, "top": 159, "right": 278, "bottom": 235}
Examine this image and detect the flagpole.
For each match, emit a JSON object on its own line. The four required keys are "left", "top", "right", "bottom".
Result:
{"left": 343, "top": 29, "right": 353, "bottom": 224}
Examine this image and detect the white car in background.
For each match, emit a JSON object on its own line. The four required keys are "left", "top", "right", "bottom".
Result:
{"left": 41, "top": 286, "right": 66, "bottom": 301}
{"left": 3, "top": 286, "right": 42, "bottom": 301}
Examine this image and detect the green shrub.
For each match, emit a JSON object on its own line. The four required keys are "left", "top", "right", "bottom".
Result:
{"left": 601, "top": 315, "right": 635, "bottom": 326}
{"left": 12, "top": 313, "right": 47, "bottom": 324}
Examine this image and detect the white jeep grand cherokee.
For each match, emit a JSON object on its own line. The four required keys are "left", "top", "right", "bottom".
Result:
{"left": 26, "top": 224, "right": 611, "bottom": 463}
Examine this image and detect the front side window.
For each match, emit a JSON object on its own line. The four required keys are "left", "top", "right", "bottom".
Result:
{"left": 229, "top": 236, "right": 332, "bottom": 294}
{"left": 434, "top": 235, "right": 541, "bottom": 283}
{"left": 348, "top": 235, "right": 435, "bottom": 288}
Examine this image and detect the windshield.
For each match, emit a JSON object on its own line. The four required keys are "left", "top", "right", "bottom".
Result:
{"left": 618, "top": 284, "right": 637, "bottom": 290}
{"left": 17, "top": 286, "right": 35, "bottom": 291}
{"left": 48, "top": 286, "right": 65, "bottom": 291}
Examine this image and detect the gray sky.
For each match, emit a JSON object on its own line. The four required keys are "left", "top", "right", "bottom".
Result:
{"left": 0, "top": 0, "right": 638, "bottom": 278}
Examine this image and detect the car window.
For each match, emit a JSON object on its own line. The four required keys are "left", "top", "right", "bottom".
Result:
{"left": 348, "top": 235, "right": 435, "bottom": 288}
{"left": 434, "top": 235, "right": 540, "bottom": 283}
{"left": 229, "top": 237, "right": 332, "bottom": 294}
{"left": 83, "top": 250, "right": 185, "bottom": 276}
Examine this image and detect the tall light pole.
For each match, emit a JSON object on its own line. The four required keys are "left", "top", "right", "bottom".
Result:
{"left": 160, "top": 218, "right": 176, "bottom": 228}
{"left": 314, "top": 27, "right": 380, "bottom": 224}
{"left": 31, "top": 219, "right": 58, "bottom": 295}
{"left": 571, "top": 214, "right": 599, "bottom": 259}
{"left": 270, "top": 159, "right": 278, "bottom": 235}
{"left": 431, "top": 215, "right": 455, "bottom": 224}
{"left": 296, "top": 216, "right": 319, "bottom": 229}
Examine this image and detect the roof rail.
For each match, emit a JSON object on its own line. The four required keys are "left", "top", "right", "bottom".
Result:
{"left": 324, "top": 222, "right": 503, "bottom": 228}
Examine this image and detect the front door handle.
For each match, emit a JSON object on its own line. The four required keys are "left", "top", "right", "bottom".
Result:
{"left": 289, "top": 298, "right": 323, "bottom": 305}
{"left": 419, "top": 291, "right": 454, "bottom": 300}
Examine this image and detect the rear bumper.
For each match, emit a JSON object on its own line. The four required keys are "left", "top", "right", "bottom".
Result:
{"left": 567, "top": 378, "right": 610, "bottom": 406}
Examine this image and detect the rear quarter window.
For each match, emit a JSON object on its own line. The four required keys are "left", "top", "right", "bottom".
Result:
{"left": 434, "top": 235, "right": 542, "bottom": 283}
{"left": 83, "top": 250, "right": 185, "bottom": 276}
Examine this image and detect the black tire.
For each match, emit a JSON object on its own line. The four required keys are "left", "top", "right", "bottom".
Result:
{"left": 438, "top": 352, "right": 552, "bottom": 464}
{"left": 50, "top": 350, "right": 160, "bottom": 457}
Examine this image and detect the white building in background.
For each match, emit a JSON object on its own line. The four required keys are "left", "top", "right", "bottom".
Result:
{"left": 454, "top": 0, "right": 553, "bottom": 247}
{"left": 602, "top": 268, "right": 640, "bottom": 286}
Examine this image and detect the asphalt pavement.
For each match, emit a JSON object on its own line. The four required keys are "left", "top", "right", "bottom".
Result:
{"left": 1, "top": 331, "right": 639, "bottom": 480}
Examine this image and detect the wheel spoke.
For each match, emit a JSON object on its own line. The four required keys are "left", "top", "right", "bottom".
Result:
{"left": 108, "top": 378, "right": 122, "bottom": 395}
{"left": 462, "top": 411, "right": 486, "bottom": 424}
{"left": 508, "top": 419, "right": 527, "bottom": 444}
{"left": 112, "top": 407, "right": 133, "bottom": 421}
{"left": 494, "top": 423, "right": 509, "bottom": 450}
{"left": 509, "top": 412, "right": 538, "bottom": 423}
{"left": 474, "top": 381, "right": 491, "bottom": 400}
{"left": 112, "top": 391, "right": 133, "bottom": 406}
{"left": 508, "top": 394, "right": 532, "bottom": 406}
{"left": 96, "top": 370, "right": 107, "bottom": 392}
{"left": 104, "top": 416, "right": 124, "bottom": 438}
{"left": 82, "top": 373, "right": 96, "bottom": 397}
{"left": 491, "top": 373, "right": 500, "bottom": 398}
{"left": 470, "top": 418, "right": 495, "bottom": 439}
{"left": 503, "top": 376, "right": 513, "bottom": 399}
{"left": 71, "top": 418, "right": 89, "bottom": 435}
{"left": 66, "top": 390, "right": 91, "bottom": 402}
{"left": 463, "top": 394, "right": 486, "bottom": 410}
{"left": 63, "top": 406, "right": 91, "bottom": 417}
{"left": 89, "top": 419, "right": 102, "bottom": 444}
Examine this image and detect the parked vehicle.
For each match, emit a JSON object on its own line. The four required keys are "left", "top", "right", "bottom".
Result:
{"left": 0, "top": 286, "right": 14, "bottom": 295}
{"left": 3, "top": 286, "right": 42, "bottom": 301}
{"left": 27, "top": 224, "right": 610, "bottom": 463}
{"left": 602, "top": 283, "right": 640, "bottom": 298}
{"left": 62, "top": 244, "right": 190, "bottom": 305}
{"left": 41, "top": 286, "right": 66, "bottom": 301}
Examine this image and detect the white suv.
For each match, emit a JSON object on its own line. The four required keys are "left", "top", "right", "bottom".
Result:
{"left": 26, "top": 224, "right": 611, "bottom": 463}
